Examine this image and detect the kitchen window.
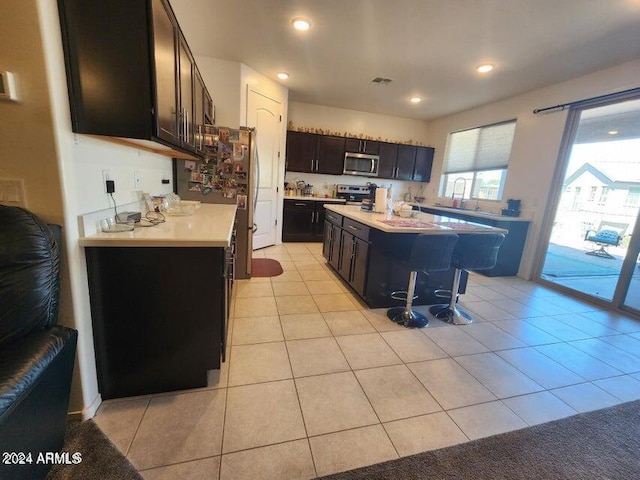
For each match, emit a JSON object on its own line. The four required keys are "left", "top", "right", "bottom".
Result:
{"left": 440, "top": 119, "right": 516, "bottom": 201}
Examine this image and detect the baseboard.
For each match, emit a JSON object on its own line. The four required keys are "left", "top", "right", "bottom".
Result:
{"left": 67, "top": 393, "right": 102, "bottom": 421}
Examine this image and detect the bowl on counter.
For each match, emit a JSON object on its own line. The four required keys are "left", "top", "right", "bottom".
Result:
{"left": 414, "top": 196, "right": 425, "bottom": 203}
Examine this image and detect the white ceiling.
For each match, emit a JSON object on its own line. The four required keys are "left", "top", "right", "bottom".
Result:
{"left": 170, "top": 0, "right": 640, "bottom": 121}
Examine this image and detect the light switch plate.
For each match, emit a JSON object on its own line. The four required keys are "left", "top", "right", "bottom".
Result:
{"left": 0, "top": 178, "right": 27, "bottom": 208}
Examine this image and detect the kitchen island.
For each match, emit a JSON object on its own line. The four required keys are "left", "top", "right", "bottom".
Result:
{"left": 79, "top": 204, "right": 236, "bottom": 399}
{"left": 322, "top": 204, "right": 507, "bottom": 308}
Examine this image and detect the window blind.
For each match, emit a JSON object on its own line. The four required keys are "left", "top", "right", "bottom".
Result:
{"left": 444, "top": 120, "right": 516, "bottom": 174}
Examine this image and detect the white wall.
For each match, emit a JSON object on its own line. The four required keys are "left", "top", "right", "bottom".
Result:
{"left": 288, "top": 102, "right": 431, "bottom": 145}
{"left": 195, "top": 56, "right": 241, "bottom": 128}
{"left": 427, "top": 58, "right": 640, "bottom": 279}
{"left": 37, "top": 0, "right": 174, "bottom": 418}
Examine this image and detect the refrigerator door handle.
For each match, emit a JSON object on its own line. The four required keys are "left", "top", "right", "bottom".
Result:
{"left": 252, "top": 129, "right": 260, "bottom": 216}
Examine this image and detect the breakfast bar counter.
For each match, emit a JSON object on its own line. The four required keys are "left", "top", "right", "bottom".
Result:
{"left": 322, "top": 205, "right": 507, "bottom": 308}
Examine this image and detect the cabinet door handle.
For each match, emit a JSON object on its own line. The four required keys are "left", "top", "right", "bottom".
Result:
{"left": 347, "top": 224, "right": 359, "bottom": 231}
{"left": 295, "top": 203, "right": 307, "bottom": 206}
{"left": 311, "top": 158, "right": 314, "bottom": 171}
{"left": 315, "top": 159, "right": 319, "bottom": 171}
{"left": 363, "top": 140, "right": 367, "bottom": 152}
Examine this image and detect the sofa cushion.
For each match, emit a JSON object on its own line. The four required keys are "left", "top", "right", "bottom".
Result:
{"left": 0, "top": 326, "right": 76, "bottom": 419}
{"left": 0, "top": 206, "right": 61, "bottom": 345}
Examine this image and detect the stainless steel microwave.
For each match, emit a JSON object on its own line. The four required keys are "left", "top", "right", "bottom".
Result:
{"left": 343, "top": 152, "right": 379, "bottom": 177}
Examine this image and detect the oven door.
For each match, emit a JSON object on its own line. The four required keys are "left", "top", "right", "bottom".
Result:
{"left": 343, "top": 152, "right": 379, "bottom": 177}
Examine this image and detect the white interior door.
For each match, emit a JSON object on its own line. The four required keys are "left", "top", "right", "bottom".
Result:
{"left": 247, "top": 87, "right": 281, "bottom": 249}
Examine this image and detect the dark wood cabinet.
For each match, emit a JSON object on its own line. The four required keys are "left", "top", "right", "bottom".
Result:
{"left": 345, "top": 138, "right": 380, "bottom": 155}
{"left": 396, "top": 145, "right": 417, "bottom": 180}
{"left": 317, "top": 136, "right": 346, "bottom": 174}
{"left": 282, "top": 199, "right": 344, "bottom": 242}
{"left": 412, "top": 146, "right": 435, "bottom": 182}
{"left": 178, "top": 31, "right": 195, "bottom": 152}
{"left": 377, "top": 142, "right": 398, "bottom": 179}
{"left": 282, "top": 200, "right": 315, "bottom": 242}
{"left": 152, "top": 0, "right": 179, "bottom": 145}
{"left": 85, "top": 246, "right": 226, "bottom": 399}
{"left": 58, "top": 0, "right": 212, "bottom": 159}
{"left": 285, "top": 130, "right": 434, "bottom": 182}
{"left": 193, "top": 69, "right": 205, "bottom": 153}
{"left": 286, "top": 132, "right": 345, "bottom": 174}
{"left": 286, "top": 132, "right": 317, "bottom": 172}
{"left": 322, "top": 211, "right": 370, "bottom": 297}
{"left": 323, "top": 220, "right": 342, "bottom": 270}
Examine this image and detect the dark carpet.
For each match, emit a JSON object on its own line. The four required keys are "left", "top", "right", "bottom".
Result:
{"left": 251, "top": 258, "right": 283, "bottom": 277}
{"left": 46, "top": 420, "right": 141, "bottom": 480}
{"left": 320, "top": 400, "right": 640, "bottom": 480}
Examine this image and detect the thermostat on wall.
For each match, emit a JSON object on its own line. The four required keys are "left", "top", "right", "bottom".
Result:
{"left": 0, "top": 71, "right": 20, "bottom": 102}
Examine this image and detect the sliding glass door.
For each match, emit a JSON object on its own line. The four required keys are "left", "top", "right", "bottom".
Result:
{"left": 539, "top": 96, "right": 640, "bottom": 313}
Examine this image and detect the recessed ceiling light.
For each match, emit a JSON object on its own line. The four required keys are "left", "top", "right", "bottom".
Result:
{"left": 291, "top": 17, "right": 311, "bottom": 31}
{"left": 410, "top": 97, "right": 422, "bottom": 104}
{"left": 476, "top": 63, "right": 495, "bottom": 73}
{"left": 608, "top": 130, "right": 619, "bottom": 135}
{"left": 277, "top": 72, "right": 289, "bottom": 80}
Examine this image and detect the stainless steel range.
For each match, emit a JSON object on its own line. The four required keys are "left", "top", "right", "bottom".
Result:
{"left": 335, "top": 184, "right": 371, "bottom": 204}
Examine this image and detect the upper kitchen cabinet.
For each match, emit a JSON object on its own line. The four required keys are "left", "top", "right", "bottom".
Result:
{"left": 57, "top": 0, "right": 212, "bottom": 159}
{"left": 345, "top": 138, "right": 380, "bottom": 155}
{"left": 378, "top": 143, "right": 434, "bottom": 182}
{"left": 377, "top": 142, "right": 398, "bottom": 179}
{"left": 285, "top": 131, "right": 345, "bottom": 175}
{"left": 412, "top": 146, "right": 434, "bottom": 182}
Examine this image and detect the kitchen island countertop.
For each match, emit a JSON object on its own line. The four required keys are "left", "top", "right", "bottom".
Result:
{"left": 79, "top": 203, "right": 237, "bottom": 247}
{"left": 324, "top": 204, "right": 507, "bottom": 235}
{"left": 415, "top": 204, "right": 532, "bottom": 222}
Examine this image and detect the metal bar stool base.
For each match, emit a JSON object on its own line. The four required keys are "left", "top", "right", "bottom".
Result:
{"left": 429, "top": 304, "right": 473, "bottom": 325}
{"left": 387, "top": 307, "right": 429, "bottom": 328}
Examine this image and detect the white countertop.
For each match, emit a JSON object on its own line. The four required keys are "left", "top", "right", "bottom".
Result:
{"left": 414, "top": 204, "right": 531, "bottom": 222}
{"left": 324, "top": 204, "right": 508, "bottom": 234}
{"left": 79, "top": 204, "right": 237, "bottom": 247}
{"left": 284, "top": 196, "right": 346, "bottom": 202}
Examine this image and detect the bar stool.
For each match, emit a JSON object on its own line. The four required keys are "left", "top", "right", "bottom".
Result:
{"left": 387, "top": 234, "right": 458, "bottom": 328}
{"left": 430, "top": 233, "right": 505, "bottom": 325}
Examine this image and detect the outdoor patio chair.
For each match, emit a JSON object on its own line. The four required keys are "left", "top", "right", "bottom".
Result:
{"left": 584, "top": 221, "right": 628, "bottom": 259}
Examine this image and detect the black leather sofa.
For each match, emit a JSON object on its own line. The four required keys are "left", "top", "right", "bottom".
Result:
{"left": 0, "top": 206, "right": 78, "bottom": 480}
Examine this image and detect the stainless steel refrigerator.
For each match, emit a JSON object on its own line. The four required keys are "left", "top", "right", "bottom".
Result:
{"left": 174, "top": 126, "right": 257, "bottom": 279}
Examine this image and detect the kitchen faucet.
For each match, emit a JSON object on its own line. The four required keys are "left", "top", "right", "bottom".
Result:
{"left": 452, "top": 177, "right": 467, "bottom": 207}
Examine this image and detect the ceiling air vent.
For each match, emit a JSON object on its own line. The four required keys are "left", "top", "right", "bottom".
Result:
{"left": 370, "top": 77, "right": 393, "bottom": 85}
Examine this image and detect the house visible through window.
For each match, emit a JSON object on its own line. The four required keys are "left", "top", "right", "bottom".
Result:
{"left": 440, "top": 119, "right": 516, "bottom": 201}
{"left": 598, "top": 186, "right": 609, "bottom": 205}
{"left": 588, "top": 186, "right": 597, "bottom": 201}
{"left": 626, "top": 187, "right": 640, "bottom": 206}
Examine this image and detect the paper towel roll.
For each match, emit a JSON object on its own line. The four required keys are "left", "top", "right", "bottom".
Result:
{"left": 374, "top": 187, "right": 388, "bottom": 213}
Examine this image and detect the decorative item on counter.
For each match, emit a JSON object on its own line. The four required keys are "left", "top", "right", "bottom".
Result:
{"left": 404, "top": 186, "right": 413, "bottom": 202}
{"left": 392, "top": 202, "right": 417, "bottom": 218}
{"left": 501, "top": 198, "right": 521, "bottom": 217}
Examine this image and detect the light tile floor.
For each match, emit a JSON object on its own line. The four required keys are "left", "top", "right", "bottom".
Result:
{"left": 93, "top": 242, "right": 640, "bottom": 480}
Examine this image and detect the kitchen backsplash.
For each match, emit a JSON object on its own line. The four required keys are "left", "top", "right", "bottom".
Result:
{"left": 284, "top": 171, "right": 427, "bottom": 202}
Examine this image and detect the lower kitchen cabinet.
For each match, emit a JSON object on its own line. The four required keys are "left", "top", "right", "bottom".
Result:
{"left": 282, "top": 199, "right": 344, "bottom": 242}
{"left": 85, "top": 246, "right": 229, "bottom": 399}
